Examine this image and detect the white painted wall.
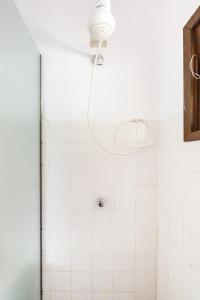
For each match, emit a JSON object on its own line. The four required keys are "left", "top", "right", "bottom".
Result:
{"left": 15, "top": 0, "right": 160, "bottom": 122}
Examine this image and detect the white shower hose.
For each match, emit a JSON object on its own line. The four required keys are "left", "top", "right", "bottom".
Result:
{"left": 87, "top": 40, "right": 154, "bottom": 155}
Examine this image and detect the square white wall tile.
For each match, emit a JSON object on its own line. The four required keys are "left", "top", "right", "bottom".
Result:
{"left": 114, "top": 272, "right": 135, "bottom": 292}
{"left": 43, "top": 144, "right": 71, "bottom": 165}
{"left": 43, "top": 121, "right": 72, "bottom": 144}
{"left": 93, "top": 292, "right": 114, "bottom": 300}
{"left": 71, "top": 230, "right": 92, "bottom": 250}
{"left": 51, "top": 292, "right": 71, "bottom": 300}
{"left": 71, "top": 210, "right": 93, "bottom": 230}
{"left": 51, "top": 271, "right": 71, "bottom": 291}
{"left": 184, "top": 231, "right": 200, "bottom": 274}
{"left": 136, "top": 250, "right": 157, "bottom": 271}
{"left": 137, "top": 146, "right": 158, "bottom": 166}
{"left": 185, "top": 141, "right": 200, "bottom": 172}
{"left": 42, "top": 209, "right": 50, "bottom": 230}
{"left": 183, "top": 263, "right": 200, "bottom": 300}
{"left": 72, "top": 250, "right": 93, "bottom": 271}
{"left": 169, "top": 221, "right": 183, "bottom": 254}
{"left": 43, "top": 188, "right": 71, "bottom": 209}
{"left": 71, "top": 122, "right": 94, "bottom": 144}
{"left": 157, "top": 187, "right": 170, "bottom": 216}
{"left": 93, "top": 250, "right": 114, "bottom": 271}
{"left": 92, "top": 122, "right": 118, "bottom": 144}
{"left": 43, "top": 165, "right": 71, "bottom": 188}
{"left": 115, "top": 151, "right": 137, "bottom": 166}
{"left": 135, "top": 292, "right": 156, "bottom": 300}
{"left": 136, "top": 210, "right": 157, "bottom": 230}
{"left": 157, "top": 235, "right": 170, "bottom": 297}
{"left": 46, "top": 209, "right": 70, "bottom": 230}
{"left": 158, "top": 212, "right": 169, "bottom": 238}
{"left": 43, "top": 271, "right": 50, "bottom": 291}
{"left": 72, "top": 272, "right": 92, "bottom": 291}
{"left": 114, "top": 210, "right": 135, "bottom": 231}
{"left": 115, "top": 293, "right": 135, "bottom": 300}
{"left": 115, "top": 187, "right": 135, "bottom": 209}
{"left": 94, "top": 230, "right": 114, "bottom": 250}
{"left": 42, "top": 292, "right": 50, "bottom": 300}
{"left": 71, "top": 292, "right": 93, "bottom": 300}
{"left": 185, "top": 170, "right": 200, "bottom": 207}
{"left": 136, "top": 188, "right": 157, "bottom": 210}
{"left": 158, "top": 115, "right": 182, "bottom": 143}
{"left": 169, "top": 247, "right": 184, "bottom": 300}
{"left": 71, "top": 144, "right": 94, "bottom": 165}
{"left": 184, "top": 201, "right": 200, "bottom": 239}
{"left": 114, "top": 251, "right": 135, "bottom": 271}
{"left": 136, "top": 230, "right": 157, "bottom": 250}
{"left": 71, "top": 164, "right": 93, "bottom": 186}
{"left": 115, "top": 230, "right": 135, "bottom": 250}
{"left": 94, "top": 164, "right": 115, "bottom": 187}
{"left": 44, "top": 250, "right": 71, "bottom": 271}
{"left": 159, "top": 142, "right": 184, "bottom": 169}
{"left": 93, "top": 272, "right": 114, "bottom": 291}
{"left": 157, "top": 235, "right": 169, "bottom": 261}
{"left": 136, "top": 167, "right": 157, "bottom": 188}
{"left": 50, "top": 229, "right": 71, "bottom": 250}
{"left": 135, "top": 272, "right": 156, "bottom": 292}
{"left": 94, "top": 210, "right": 114, "bottom": 230}
{"left": 71, "top": 187, "right": 93, "bottom": 209}
{"left": 116, "top": 166, "right": 136, "bottom": 187}
{"left": 42, "top": 229, "right": 50, "bottom": 251}
{"left": 94, "top": 144, "right": 115, "bottom": 164}
{"left": 169, "top": 170, "right": 184, "bottom": 226}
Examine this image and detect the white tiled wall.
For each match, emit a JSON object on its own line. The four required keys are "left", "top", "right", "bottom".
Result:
{"left": 155, "top": 0, "right": 200, "bottom": 299}
{"left": 42, "top": 121, "right": 157, "bottom": 300}
{"left": 157, "top": 114, "right": 200, "bottom": 300}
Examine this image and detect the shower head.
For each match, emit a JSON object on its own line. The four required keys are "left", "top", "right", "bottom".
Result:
{"left": 89, "top": 0, "right": 115, "bottom": 42}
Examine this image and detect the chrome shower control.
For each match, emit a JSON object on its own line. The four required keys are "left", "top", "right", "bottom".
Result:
{"left": 97, "top": 198, "right": 106, "bottom": 207}
{"left": 93, "top": 54, "right": 104, "bottom": 65}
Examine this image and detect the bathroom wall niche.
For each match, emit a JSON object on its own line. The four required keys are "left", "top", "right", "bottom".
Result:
{"left": 184, "top": 6, "right": 200, "bottom": 141}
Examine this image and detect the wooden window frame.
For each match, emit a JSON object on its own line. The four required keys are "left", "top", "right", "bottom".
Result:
{"left": 184, "top": 6, "right": 200, "bottom": 141}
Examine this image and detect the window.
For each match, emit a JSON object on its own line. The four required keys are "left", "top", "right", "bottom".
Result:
{"left": 184, "top": 6, "right": 200, "bottom": 141}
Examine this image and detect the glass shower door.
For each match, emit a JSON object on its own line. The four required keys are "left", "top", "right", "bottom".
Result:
{"left": 0, "top": 0, "right": 41, "bottom": 299}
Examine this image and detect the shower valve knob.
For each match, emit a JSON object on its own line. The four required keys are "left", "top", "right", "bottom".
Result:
{"left": 97, "top": 198, "right": 106, "bottom": 207}
{"left": 93, "top": 54, "right": 104, "bottom": 66}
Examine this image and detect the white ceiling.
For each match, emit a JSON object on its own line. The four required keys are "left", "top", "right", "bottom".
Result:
{"left": 14, "top": 0, "right": 162, "bottom": 56}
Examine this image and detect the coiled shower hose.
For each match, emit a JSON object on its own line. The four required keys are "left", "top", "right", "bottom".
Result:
{"left": 87, "top": 40, "right": 153, "bottom": 155}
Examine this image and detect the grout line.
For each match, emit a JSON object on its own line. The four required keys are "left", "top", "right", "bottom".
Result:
{"left": 91, "top": 143, "right": 95, "bottom": 300}
{"left": 69, "top": 143, "right": 73, "bottom": 300}
{"left": 135, "top": 154, "right": 138, "bottom": 296}
{"left": 113, "top": 149, "right": 117, "bottom": 300}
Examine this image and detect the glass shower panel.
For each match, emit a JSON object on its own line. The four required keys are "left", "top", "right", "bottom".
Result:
{"left": 0, "top": 0, "right": 41, "bottom": 299}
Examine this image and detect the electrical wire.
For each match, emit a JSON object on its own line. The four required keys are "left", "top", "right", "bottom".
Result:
{"left": 189, "top": 54, "right": 200, "bottom": 80}
{"left": 87, "top": 40, "right": 154, "bottom": 155}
